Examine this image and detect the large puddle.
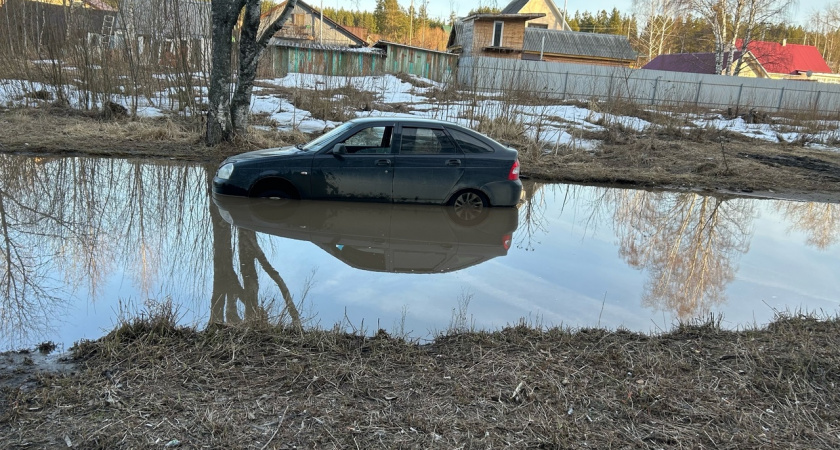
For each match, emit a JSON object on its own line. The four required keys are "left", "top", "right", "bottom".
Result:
{"left": 1, "top": 156, "right": 838, "bottom": 350}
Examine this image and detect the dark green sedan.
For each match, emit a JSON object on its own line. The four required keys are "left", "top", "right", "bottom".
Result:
{"left": 213, "top": 117, "right": 523, "bottom": 214}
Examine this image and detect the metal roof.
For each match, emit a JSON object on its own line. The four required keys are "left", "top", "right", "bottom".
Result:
{"left": 500, "top": 0, "right": 530, "bottom": 14}
{"left": 522, "top": 28, "right": 636, "bottom": 61}
{"left": 736, "top": 39, "right": 832, "bottom": 74}
{"left": 462, "top": 13, "right": 545, "bottom": 22}
{"left": 641, "top": 52, "right": 740, "bottom": 74}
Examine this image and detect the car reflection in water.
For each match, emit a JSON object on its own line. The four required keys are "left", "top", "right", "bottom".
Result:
{"left": 213, "top": 196, "right": 519, "bottom": 274}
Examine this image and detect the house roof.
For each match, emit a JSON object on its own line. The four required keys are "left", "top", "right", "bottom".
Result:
{"left": 642, "top": 52, "right": 741, "bottom": 74}
{"left": 462, "top": 13, "right": 545, "bottom": 22}
{"left": 268, "top": 38, "right": 384, "bottom": 54}
{"left": 736, "top": 39, "right": 831, "bottom": 74}
{"left": 501, "top": 0, "right": 530, "bottom": 13}
{"left": 523, "top": 28, "right": 636, "bottom": 61}
{"left": 373, "top": 40, "right": 455, "bottom": 56}
{"left": 260, "top": 0, "right": 367, "bottom": 47}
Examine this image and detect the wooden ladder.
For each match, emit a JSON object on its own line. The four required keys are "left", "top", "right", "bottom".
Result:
{"left": 101, "top": 15, "right": 115, "bottom": 47}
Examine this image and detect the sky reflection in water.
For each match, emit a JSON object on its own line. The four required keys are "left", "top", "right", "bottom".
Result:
{"left": 0, "top": 156, "right": 837, "bottom": 350}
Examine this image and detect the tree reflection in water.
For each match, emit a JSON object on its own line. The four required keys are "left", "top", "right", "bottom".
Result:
{"left": 776, "top": 201, "right": 840, "bottom": 250}
{"left": 610, "top": 191, "right": 756, "bottom": 320}
{"left": 0, "top": 156, "right": 215, "bottom": 347}
{"left": 208, "top": 173, "right": 302, "bottom": 328}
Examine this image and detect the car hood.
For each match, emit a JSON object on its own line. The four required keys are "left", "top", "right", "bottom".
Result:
{"left": 226, "top": 146, "right": 309, "bottom": 163}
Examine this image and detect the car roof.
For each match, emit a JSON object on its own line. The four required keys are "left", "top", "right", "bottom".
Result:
{"left": 347, "top": 116, "right": 457, "bottom": 127}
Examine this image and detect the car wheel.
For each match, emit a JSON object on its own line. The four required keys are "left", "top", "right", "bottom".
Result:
{"left": 250, "top": 179, "right": 299, "bottom": 201}
{"left": 255, "top": 188, "right": 294, "bottom": 200}
{"left": 450, "top": 190, "right": 489, "bottom": 224}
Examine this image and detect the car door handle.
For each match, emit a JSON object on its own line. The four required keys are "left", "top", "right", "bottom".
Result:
{"left": 445, "top": 159, "right": 462, "bottom": 166}
{"left": 375, "top": 159, "right": 391, "bottom": 166}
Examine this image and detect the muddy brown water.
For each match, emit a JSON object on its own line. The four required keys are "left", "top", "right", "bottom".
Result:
{"left": 0, "top": 155, "right": 837, "bottom": 351}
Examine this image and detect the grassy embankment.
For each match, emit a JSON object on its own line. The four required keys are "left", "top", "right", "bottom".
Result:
{"left": 1, "top": 307, "right": 839, "bottom": 448}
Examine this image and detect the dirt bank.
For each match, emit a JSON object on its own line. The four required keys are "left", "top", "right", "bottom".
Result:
{"left": 1, "top": 314, "right": 839, "bottom": 448}
{"left": 2, "top": 108, "right": 840, "bottom": 203}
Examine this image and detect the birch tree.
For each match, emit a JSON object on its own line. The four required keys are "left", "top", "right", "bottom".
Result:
{"left": 633, "top": 0, "right": 686, "bottom": 61}
{"left": 681, "top": 0, "right": 796, "bottom": 75}
{"left": 731, "top": 0, "right": 798, "bottom": 75}
{"left": 206, "top": 0, "right": 299, "bottom": 145}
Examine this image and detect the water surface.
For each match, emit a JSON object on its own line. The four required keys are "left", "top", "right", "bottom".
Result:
{"left": 1, "top": 156, "right": 837, "bottom": 350}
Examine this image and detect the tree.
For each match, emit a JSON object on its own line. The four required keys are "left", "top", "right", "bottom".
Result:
{"left": 633, "top": 0, "right": 686, "bottom": 61}
{"left": 731, "top": 0, "right": 798, "bottom": 75}
{"left": 374, "top": 0, "right": 408, "bottom": 41}
{"left": 680, "top": 0, "right": 797, "bottom": 75}
{"left": 205, "top": 0, "right": 299, "bottom": 145}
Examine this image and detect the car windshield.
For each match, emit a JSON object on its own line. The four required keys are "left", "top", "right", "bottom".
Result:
{"left": 302, "top": 122, "right": 355, "bottom": 151}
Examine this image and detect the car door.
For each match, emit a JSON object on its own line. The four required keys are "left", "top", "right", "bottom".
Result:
{"left": 392, "top": 126, "right": 465, "bottom": 203}
{"left": 310, "top": 125, "right": 395, "bottom": 201}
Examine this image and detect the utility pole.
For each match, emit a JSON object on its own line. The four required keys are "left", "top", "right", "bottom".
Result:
{"left": 320, "top": 0, "right": 323, "bottom": 44}
{"left": 410, "top": 0, "right": 414, "bottom": 45}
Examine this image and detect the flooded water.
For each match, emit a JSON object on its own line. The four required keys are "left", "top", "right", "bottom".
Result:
{"left": 1, "top": 155, "right": 838, "bottom": 351}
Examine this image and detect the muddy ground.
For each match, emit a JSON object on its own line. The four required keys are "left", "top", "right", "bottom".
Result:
{"left": 2, "top": 108, "right": 840, "bottom": 204}
{"left": 1, "top": 107, "right": 839, "bottom": 448}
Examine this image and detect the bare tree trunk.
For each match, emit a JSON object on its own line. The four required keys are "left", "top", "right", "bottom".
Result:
{"left": 231, "top": 0, "right": 299, "bottom": 135}
{"left": 206, "top": 0, "right": 245, "bottom": 145}
{"left": 207, "top": 0, "right": 298, "bottom": 144}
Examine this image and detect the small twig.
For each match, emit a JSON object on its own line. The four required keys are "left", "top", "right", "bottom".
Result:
{"left": 511, "top": 381, "right": 526, "bottom": 400}
{"left": 261, "top": 405, "right": 289, "bottom": 450}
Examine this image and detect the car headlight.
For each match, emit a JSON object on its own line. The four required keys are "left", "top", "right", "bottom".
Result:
{"left": 217, "top": 163, "right": 234, "bottom": 180}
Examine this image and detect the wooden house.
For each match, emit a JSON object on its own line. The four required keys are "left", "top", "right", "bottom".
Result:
{"left": 500, "top": 0, "right": 572, "bottom": 31}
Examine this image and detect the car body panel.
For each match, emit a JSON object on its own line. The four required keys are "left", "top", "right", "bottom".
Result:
{"left": 212, "top": 117, "right": 522, "bottom": 206}
{"left": 213, "top": 196, "right": 518, "bottom": 274}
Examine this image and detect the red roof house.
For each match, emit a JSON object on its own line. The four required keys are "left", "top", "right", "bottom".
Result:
{"left": 735, "top": 39, "right": 831, "bottom": 75}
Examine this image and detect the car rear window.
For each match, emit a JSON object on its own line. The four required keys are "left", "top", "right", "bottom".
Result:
{"left": 400, "top": 128, "right": 458, "bottom": 154}
{"left": 447, "top": 129, "right": 494, "bottom": 153}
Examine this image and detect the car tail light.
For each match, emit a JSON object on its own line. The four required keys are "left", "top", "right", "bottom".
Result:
{"left": 503, "top": 234, "right": 512, "bottom": 250}
{"left": 508, "top": 159, "right": 520, "bottom": 181}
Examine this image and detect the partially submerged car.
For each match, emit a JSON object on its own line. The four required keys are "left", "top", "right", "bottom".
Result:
{"left": 213, "top": 197, "right": 519, "bottom": 274}
{"left": 213, "top": 117, "right": 522, "bottom": 214}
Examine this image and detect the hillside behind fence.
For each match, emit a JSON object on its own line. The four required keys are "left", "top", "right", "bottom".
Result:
{"left": 458, "top": 56, "right": 840, "bottom": 118}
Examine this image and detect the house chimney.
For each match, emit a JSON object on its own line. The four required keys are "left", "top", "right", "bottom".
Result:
{"left": 782, "top": 39, "right": 787, "bottom": 46}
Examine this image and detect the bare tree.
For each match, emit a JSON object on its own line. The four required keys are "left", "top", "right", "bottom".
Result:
{"left": 681, "top": 0, "right": 796, "bottom": 75}
{"left": 206, "top": 0, "right": 299, "bottom": 145}
{"left": 611, "top": 191, "right": 755, "bottom": 319}
{"left": 633, "top": 0, "right": 686, "bottom": 61}
{"left": 731, "top": 0, "right": 798, "bottom": 75}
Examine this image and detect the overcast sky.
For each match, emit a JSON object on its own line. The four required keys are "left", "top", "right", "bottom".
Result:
{"left": 314, "top": 0, "right": 829, "bottom": 27}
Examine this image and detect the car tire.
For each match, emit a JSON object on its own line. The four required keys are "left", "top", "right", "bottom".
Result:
{"left": 449, "top": 190, "right": 489, "bottom": 225}
{"left": 250, "top": 179, "right": 299, "bottom": 201}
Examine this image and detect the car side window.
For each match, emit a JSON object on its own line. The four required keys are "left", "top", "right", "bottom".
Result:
{"left": 400, "top": 127, "right": 458, "bottom": 155}
{"left": 342, "top": 126, "right": 392, "bottom": 154}
{"left": 447, "top": 129, "right": 494, "bottom": 153}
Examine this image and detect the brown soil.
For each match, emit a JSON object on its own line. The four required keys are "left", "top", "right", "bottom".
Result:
{"left": 1, "top": 315, "right": 839, "bottom": 448}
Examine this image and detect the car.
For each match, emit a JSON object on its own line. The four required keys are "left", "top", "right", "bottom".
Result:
{"left": 212, "top": 196, "right": 519, "bottom": 274}
{"left": 212, "top": 117, "right": 523, "bottom": 215}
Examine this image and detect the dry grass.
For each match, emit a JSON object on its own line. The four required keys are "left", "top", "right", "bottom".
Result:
{"left": 0, "top": 108, "right": 307, "bottom": 162}
{"left": 1, "top": 311, "right": 839, "bottom": 448}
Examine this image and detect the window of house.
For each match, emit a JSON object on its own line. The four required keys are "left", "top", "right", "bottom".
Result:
{"left": 492, "top": 21, "right": 504, "bottom": 47}
{"left": 527, "top": 23, "right": 548, "bottom": 29}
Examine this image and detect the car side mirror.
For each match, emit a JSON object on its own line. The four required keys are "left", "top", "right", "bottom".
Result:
{"left": 332, "top": 143, "right": 347, "bottom": 155}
